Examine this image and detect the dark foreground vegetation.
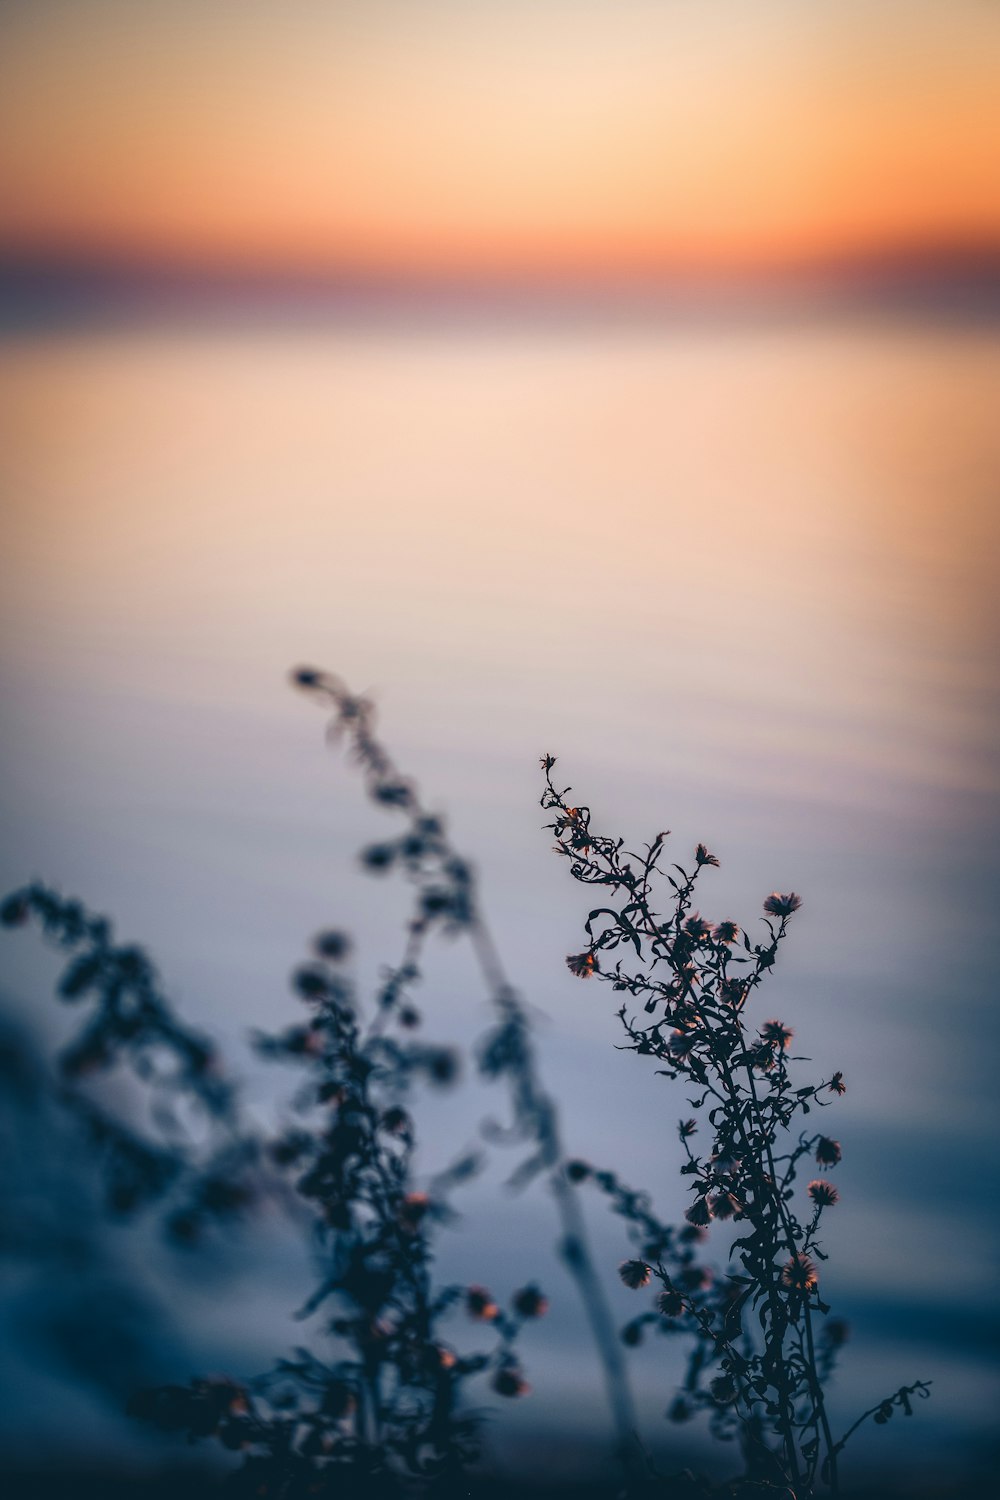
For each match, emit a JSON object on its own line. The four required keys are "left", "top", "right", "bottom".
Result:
{"left": 0, "top": 1464, "right": 988, "bottom": 1500}
{"left": 1, "top": 669, "right": 931, "bottom": 1498}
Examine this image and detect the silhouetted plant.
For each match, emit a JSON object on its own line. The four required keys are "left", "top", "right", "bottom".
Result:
{"left": 2, "top": 905, "right": 540, "bottom": 1495}
{"left": 540, "top": 757, "right": 931, "bottom": 1495}
{"left": 0, "top": 673, "right": 931, "bottom": 1497}
{"left": 0, "top": 883, "right": 249, "bottom": 1241}
{"left": 0, "top": 670, "right": 638, "bottom": 1495}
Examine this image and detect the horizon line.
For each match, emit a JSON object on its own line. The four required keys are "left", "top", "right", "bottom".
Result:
{"left": 2, "top": 238, "right": 999, "bottom": 331}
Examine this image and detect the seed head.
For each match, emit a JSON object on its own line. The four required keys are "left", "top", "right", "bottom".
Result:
{"left": 781, "top": 1253, "right": 819, "bottom": 1293}
{"left": 760, "top": 1019, "right": 794, "bottom": 1050}
{"left": 512, "top": 1285, "right": 548, "bottom": 1319}
{"left": 815, "top": 1136, "right": 842, "bottom": 1168}
{"left": 763, "top": 892, "right": 802, "bottom": 917}
{"left": 466, "top": 1285, "right": 499, "bottom": 1321}
{"left": 710, "top": 1191, "right": 741, "bottom": 1220}
{"left": 684, "top": 1197, "right": 713, "bottom": 1228}
{"left": 618, "top": 1259, "right": 651, "bottom": 1290}
{"left": 657, "top": 1289, "right": 684, "bottom": 1317}
{"left": 0, "top": 894, "right": 30, "bottom": 928}
{"left": 669, "top": 1029, "right": 699, "bottom": 1062}
{"left": 565, "top": 951, "right": 598, "bottom": 979}
{"left": 718, "top": 977, "right": 746, "bottom": 1006}
{"left": 314, "top": 930, "right": 351, "bottom": 961}
{"left": 492, "top": 1366, "right": 530, "bottom": 1398}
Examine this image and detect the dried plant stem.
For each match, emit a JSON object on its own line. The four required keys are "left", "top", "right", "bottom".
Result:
{"left": 541, "top": 756, "right": 929, "bottom": 1495}
{"left": 471, "top": 922, "right": 639, "bottom": 1467}
{"left": 295, "top": 670, "right": 640, "bottom": 1473}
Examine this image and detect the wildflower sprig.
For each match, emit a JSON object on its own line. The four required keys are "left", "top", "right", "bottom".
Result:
{"left": 230, "top": 927, "right": 545, "bottom": 1485}
{"left": 541, "top": 757, "right": 928, "bottom": 1495}
{"left": 0, "top": 882, "right": 252, "bottom": 1239}
{"left": 290, "top": 668, "right": 639, "bottom": 1468}
{"left": 4, "top": 672, "right": 635, "bottom": 1494}
{"left": 1, "top": 889, "right": 552, "bottom": 1490}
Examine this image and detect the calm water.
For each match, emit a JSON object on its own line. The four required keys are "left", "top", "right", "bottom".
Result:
{"left": 1, "top": 318, "right": 998, "bottom": 1482}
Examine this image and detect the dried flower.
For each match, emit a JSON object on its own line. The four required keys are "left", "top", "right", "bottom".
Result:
{"left": 808, "top": 1179, "right": 840, "bottom": 1208}
{"left": 669, "top": 1029, "right": 699, "bottom": 1062}
{"left": 361, "top": 842, "right": 396, "bottom": 872}
{"left": 710, "top": 1191, "right": 741, "bottom": 1220}
{"left": 0, "top": 894, "right": 30, "bottom": 928}
{"left": 828, "top": 1070, "right": 847, "bottom": 1095}
{"left": 426, "top": 1048, "right": 459, "bottom": 1086}
{"left": 718, "top": 977, "right": 746, "bottom": 1005}
{"left": 512, "top": 1285, "right": 548, "bottom": 1319}
{"left": 711, "top": 1145, "right": 742, "bottom": 1173}
{"left": 565, "top": 951, "right": 598, "bottom": 979}
{"left": 492, "top": 1366, "right": 530, "bottom": 1398}
{"left": 749, "top": 1040, "right": 778, "bottom": 1073}
{"left": 658, "top": 1289, "right": 684, "bottom": 1317}
{"left": 313, "top": 930, "right": 351, "bottom": 961}
{"left": 678, "top": 1118, "right": 698, "bottom": 1139}
{"left": 618, "top": 1259, "right": 651, "bottom": 1290}
{"left": 781, "top": 1254, "right": 819, "bottom": 1293}
{"left": 683, "top": 914, "right": 712, "bottom": 942}
{"left": 373, "top": 780, "right": 412, "bottom": 807}
{"left": 763, "top": 892, "right": 802, "bottom": 917}
{"left": 292, "top": 966, "right": 330, "bottom": 1001}
{"left": 695, "top": 844, "right": 720, "bottom": 868}
{"left": 685, "top": 1197, "right": 713, "bottom": 1228}
{"left": 713, "top": 920, "right": 739, "bottom": 944}
{"left": 815, "top": 1136, "right": 842, "bottom": 1168}
{"left": 760, "top": 1019, "right": 793, "bottom": 1050}
{"left": 466, "top": 1285, "right": 499, "bottom": 1321}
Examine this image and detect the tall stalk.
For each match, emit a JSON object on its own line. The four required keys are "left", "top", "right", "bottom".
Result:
{"left": 541, "top": 755, "right": 929, "bottom": 1494}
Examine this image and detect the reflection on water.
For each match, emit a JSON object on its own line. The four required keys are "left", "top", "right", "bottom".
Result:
{"left": 1, "top": 320, "right": 998, "bottom": 1478}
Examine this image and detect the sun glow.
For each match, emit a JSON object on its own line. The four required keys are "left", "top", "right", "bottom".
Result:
{"left": 1, "top": 0, "right": 997, "bottom": 279}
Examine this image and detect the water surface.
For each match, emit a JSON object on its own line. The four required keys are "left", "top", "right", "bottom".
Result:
{"left": 1, "top": 318, "right": 997, "bottom": 1482}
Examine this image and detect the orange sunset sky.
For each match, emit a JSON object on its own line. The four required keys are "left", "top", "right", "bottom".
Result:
{"left": 1, "top": 0, "right": 998, "bottom": 280}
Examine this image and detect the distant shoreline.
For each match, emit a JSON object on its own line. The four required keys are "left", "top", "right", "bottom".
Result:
{"left": 2, "top": 249, "right": 999, "bottom": 336}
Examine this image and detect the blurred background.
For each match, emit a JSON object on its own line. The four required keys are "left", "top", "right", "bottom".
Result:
{"left": 1, "top": 1, "right": 998, "bottom": 1494}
